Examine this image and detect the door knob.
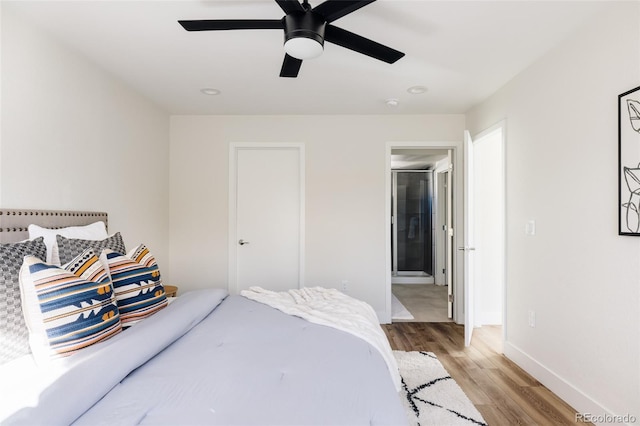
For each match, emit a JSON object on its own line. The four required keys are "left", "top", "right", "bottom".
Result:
{"left": 457, "top": 247, "right": 476, "bottom": 251}
{"left": 238, "top": 239, "right": 250, "bottom": 246}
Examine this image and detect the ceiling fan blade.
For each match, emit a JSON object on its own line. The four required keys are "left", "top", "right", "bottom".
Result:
{"left": 179, "top": 19, "right": 283, "bottom": 31}
{"left": 312, "top": 0, "right": 376, "bottom": 23}
{"left": 325, "top": 24, "right": 404, "bottom": 63}
{"left": 280, "top": 54, "right": 303, "bottom": 78}
{"left": 275, "top": 0, "right": 305, "bottom": 15}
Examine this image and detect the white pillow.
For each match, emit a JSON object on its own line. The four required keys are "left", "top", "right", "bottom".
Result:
{"left": 28, "top": 221, "right": 108, "bottom": 265}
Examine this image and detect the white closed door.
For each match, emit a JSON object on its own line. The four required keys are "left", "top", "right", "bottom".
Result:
{"left": 230, "top": 145, "right": 304, "bottom": 294}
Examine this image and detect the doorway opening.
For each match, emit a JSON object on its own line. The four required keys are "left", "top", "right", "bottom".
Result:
{"left": 389, "top": 148, "right": 454, "bottom": 322}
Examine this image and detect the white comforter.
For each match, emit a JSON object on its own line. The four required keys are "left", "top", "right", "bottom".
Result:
{"left": 2, "top": 290, "right": 407, "bottom": 425}
{"left": 240, "top": 286, "right": 402, "bottom": 391}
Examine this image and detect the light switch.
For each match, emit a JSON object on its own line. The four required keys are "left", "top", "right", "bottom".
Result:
{"left": 525, "top": 220, "right": 536, "bottom": 236}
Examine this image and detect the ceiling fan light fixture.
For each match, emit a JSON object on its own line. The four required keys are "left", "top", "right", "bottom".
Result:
{"left": 283, "top": 11, "right": 326, "bottom": 60}
{"left": 284, "top": 37, "right": 324, "bottom": 60}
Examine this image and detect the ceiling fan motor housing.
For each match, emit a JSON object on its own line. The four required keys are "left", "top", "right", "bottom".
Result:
{"left": 283, "top": 11, "right": 326, "bottom": 47}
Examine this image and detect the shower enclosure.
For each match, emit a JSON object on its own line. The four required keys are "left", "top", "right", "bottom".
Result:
{"left": 391, "top": 170, "right": 434, "bottom": 282}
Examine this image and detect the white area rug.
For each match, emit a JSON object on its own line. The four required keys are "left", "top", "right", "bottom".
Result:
{"left": 394, "top": 351, "right": 487, "bottom": 426}
{"left": 392, "top": 294, "right": 414, "bottom": 320}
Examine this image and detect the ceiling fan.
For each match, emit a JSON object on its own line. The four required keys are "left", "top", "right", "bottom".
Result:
{"left": 178, "top": 0, "right": 405, "bottom": 78}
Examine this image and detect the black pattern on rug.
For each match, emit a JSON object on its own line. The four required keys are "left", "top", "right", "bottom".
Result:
{"left": 395, "top": 351, "right": 488, "bottom": 426}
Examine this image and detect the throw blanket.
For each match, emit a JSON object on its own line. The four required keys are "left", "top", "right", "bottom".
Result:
{"left": 241, "top": 286, "right": 402, "bottom": 391}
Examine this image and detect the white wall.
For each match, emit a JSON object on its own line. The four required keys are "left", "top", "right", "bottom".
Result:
{"left": 169, "top": 115, "right": 464, "bottom": 316}
{"left": 0, "top": 9, "right": 171, "bottom": 271}
{"left": 466, "top": 3, "right": 640, "bottom": 420}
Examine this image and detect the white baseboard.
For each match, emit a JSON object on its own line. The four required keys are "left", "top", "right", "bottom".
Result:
{"left": 503, "top": 341, "right": 630, "bottom": 426}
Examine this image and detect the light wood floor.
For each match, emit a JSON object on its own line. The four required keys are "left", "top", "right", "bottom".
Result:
{"left": 392, "top": 284, "right": 451, "bottom": 322}
{"left": 383, "top": 322, "right": 591, "bottom": 425}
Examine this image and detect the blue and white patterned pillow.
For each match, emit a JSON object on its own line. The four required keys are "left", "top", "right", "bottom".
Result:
{"left": 0, "top": 237, "right": 46, "bottom": 364}
{"left": 19, "top": 249, "right": 122, "bottom": 362}
{"left": 56, "top": 232, "right": 126, "bottom": 265}
{"left": 102, "top": 244, "right": 167, "bottom": 326}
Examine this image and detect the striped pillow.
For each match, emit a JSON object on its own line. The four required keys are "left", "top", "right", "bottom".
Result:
{"left": 102, "top": 244, "right": 167, "bottom": 326}
{"left": 19, "top": 249, "right": 122, "bottom": 362}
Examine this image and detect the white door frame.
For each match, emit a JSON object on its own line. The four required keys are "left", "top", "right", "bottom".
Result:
{"left": 385, "top": 141, "right": 464, "bottom": 324}
{"left": 228, "top": 143, "right": 306, "bottom": 295}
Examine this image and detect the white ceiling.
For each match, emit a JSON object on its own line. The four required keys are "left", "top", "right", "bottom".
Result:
{"left": 4, "top": 0, "right": 611, "bottom": 115}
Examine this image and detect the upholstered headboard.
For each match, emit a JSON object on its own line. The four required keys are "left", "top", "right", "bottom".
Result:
{"left": 0, "top": 209, "right": 108, "bottom": 244}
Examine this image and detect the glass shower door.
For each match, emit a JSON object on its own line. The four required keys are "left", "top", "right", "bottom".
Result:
{"left": 392, "top": 171, "right": 433, "bottom": 276}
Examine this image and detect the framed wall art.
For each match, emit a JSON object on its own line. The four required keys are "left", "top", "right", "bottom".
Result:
{"left": 619, "top": 85, "right": 640, "bottom": 235}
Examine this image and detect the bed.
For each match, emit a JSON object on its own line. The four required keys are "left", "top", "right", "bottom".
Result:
{"left": 0, "top": 209, "right": 407, "bottom": 425}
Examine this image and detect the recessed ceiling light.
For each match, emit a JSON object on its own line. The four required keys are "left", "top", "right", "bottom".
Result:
{"left": 200, "top": 88, "right": 221, "bottom": 96}
{"left": 407, "top": 86, "right": 428, "bottom": 95}
{"left": 385, "top": 98, "right": 400, "bottom": 107}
